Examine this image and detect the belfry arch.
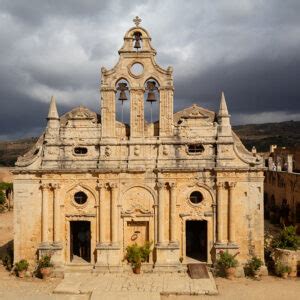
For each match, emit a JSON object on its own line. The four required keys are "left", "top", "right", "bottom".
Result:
{"left": 100, "top": 19, "right": 174, "bottom": 138}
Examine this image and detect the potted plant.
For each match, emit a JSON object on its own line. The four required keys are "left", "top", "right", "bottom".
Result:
{"left": 15, "top": 259, "right": 29, "bottom": 278}
{"left": 272, "top": 226, "right": 299, "bottom": 277}
{"left": 125, "top": 242, "right": 152, "bottom": 274}
{"left": 275, "top": 262, "right": 291, "bottom": 279}
{"left": 216, "top": 251, "right": 239, "bottom": 280}
{"left": 245, "top": 256, "right": 263, "bottom": 279}
{"left": 37, "top": 255, "right": 53, "bottom": 279}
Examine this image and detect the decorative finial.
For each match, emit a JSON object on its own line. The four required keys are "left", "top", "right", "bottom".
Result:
{"left": 133, "top": 16, "right": 142, "bottom": 27}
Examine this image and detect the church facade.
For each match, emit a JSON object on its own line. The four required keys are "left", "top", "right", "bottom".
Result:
{"left": 13, "top": 18, "right": 265, "bottom": 272}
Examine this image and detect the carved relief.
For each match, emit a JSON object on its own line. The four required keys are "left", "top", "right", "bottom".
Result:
{"left": 122, "top": 186, "right": 154, "bottom": 214}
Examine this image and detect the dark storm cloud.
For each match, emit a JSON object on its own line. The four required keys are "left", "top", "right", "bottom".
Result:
{"left": 0, "top": 0, "right": 300, "bottom": 139}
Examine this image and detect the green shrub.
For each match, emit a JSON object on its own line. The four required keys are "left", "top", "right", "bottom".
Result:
{"left": 37, "top": 255, "right": 53, "bottom": 269}
{"left": 125, "top": 242, "right": 152, "bottom": 269}
{"left": 244, "top": 256, "right": 263, "bottom": 276}
{"left": 0, "top": 190, "right": 5, "bottom": 205}
{"left": 275, "top": 262, "right": 291, "bottom": 276}
{"left": 272, "top": 225, "right": 300, "bottom": 250}
{"left": 15, "top": 259, "right": 29, "bottom": 272}
{"left": 216, "top": 251, "right": 239, "bottom": 276}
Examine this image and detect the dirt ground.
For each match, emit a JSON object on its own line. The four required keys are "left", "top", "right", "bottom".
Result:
{"left": 162, "top": 276, "right": 300, "bottom": 300}
{"left": 1, "top": 211, "right": 300, "bottom": 300}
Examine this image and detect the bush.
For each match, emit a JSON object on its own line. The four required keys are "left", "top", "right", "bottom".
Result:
{"left": 216, "top": 251, "right": 238, "bottom": 276}
{"left": 125, "top": 242, "right": 152, "bottom": 269}
{"left": 37, "top": 255, "right": 53, "bottom": 269}
{"left": 0, "top": 190, "right": 5, "bottom": 205}
{"left": 275, "top": 262, "right": 291, "bottom": 276}
{"left": 15, "top": 259, "right": 29, "bottom": 272}
{"left": 272, "top": 226, "right": 300, "bottom": 250}
{"left": 244, "top": 256, "right": 263, "bottom": 276}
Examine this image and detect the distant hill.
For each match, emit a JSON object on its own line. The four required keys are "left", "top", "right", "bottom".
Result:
{"left": 0, "top": 120, "right": 299, "bottom": 166}
{"left": 233, "top": 120, "right": 300, "bottom": 152}
{"left": 0, "top": 138, "right": 38, "bottom": 167}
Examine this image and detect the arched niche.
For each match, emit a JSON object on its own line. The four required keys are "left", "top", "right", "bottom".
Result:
{"left": 115, "top": 78, "right": 131, "bottom": 124}
{"left": 144, "top": 78, "right": 160, "bottom": 123}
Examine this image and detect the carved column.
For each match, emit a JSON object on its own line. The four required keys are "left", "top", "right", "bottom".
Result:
{"left": 40, "top": 183, "right": 49, "bottom": 246}
{"left": 159, "top": 87, "right": 174, "bottom": 136}
{"left": 51, "top": 183, "right": 61, "bottom": 246}
{"left": 97, "top": 183, "right": 106, "bottom": 245}
{"left": 110, "top": 183, "right": 118, "bottom": 246}
{"left": 216, "top": 182, "right": 224, "bottom": 243}
{"left": 130, "top": 88, "right": 145, "bottom": 137}
{"left": 169, "top": 182, "right": 177, "bottom": 244}
{"left": 228, "top": 182, "right": 236, "bottom": 244}
{"left": 157, "top": 181, "right": 165, "bottom": 245}
{"left": 101, "top": 87, "right": 116, "bottom": 137}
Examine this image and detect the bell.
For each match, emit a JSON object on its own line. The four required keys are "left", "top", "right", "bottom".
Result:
{"left": 119, "top": 90, "right": 127, "bottom": 101}
{"left": 146, "top": 91, "right": 156, "bottom": 102}
{"left": 134, "top": 39, "right": 141, "bottom": 49}
{"left": 133, "top": 31, "right": 142, "bottom": 50}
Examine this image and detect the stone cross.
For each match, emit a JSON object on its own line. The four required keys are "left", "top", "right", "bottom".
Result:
{"left": 133, "top": 16, "right": 142, "bottom": 27}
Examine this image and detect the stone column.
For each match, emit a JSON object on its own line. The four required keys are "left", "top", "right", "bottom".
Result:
{"left": 40, "top": 183, "right": 49, "bottom": 246}
{"left": 157, "top": 181, "right": 165, "bottom": 245}
{"left": 110, "top": 183, "right": 118, "bottom": 246}
{"left": 216, "top": 182, "right": 224, "bottom": 243}
{"left": 52, "top": 183, "right": 61, "bottom": 246}
{"left": 159, "top": 87, "right": 174, "bottom": 137}
{"left": 130, "top": 88, "right": 145, "bottom": 137}
{"left": 169, "top": 182, "right": 177, "bottom": 244}
{"left": 101, "top": 87, "right": 116, "bottom": 137}
{"left": 228, "top": 182, "right": 236, "bottom": 244}
{"left": 97, "top": 183, "right": 106, "bottom": 245}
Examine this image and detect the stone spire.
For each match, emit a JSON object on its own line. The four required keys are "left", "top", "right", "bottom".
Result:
{"left": 217, "top": 91, "right": 232, "bottom": 139}
{"left": 47, "top": 96, "right": 59, "bottom": 120}
{"left": 46, "top": 96, "right": 60, "bottom": 131}
{"left": 218, "top": 91, "right": 229, "bottom": 117}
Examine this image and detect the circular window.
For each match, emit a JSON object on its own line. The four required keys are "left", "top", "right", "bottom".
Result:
{"left": 189, "top": 191, "right": 203, "bottom": 204}
{"left": 74, "top": 191, "right": 88, "bottom": 205}
{"left": 130, "top": 63, "right": 144, "bottom": 76}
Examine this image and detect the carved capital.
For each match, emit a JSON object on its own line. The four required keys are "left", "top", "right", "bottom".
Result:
{"left": 216, "top": 182, "right": 224, "bottom": 189}
{"left": 108, "top": 182, "right": 118, "bottom": 189}
{"left": 96, "top": 182, "right": 106, "bottom": 190}
{"left": 50, "top": 183, "right": 60, "bottom": 190}
{"left": 228, "top": 182, "right": 237, "bottom": 189}
{"left": 40, "top": 183, "right": 50, "bottom": 190}
{"left": 156, "top": 181, "right": 165, "bottom": 190}
{"left": 168, "top": 182, "right": 176, "bottom": 190}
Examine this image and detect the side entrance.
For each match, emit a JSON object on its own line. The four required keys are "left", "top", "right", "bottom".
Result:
{"left": 186, "top": 220, "right": 207, "bottom": 262}
{"left": 70, "top": 221, "right": 91, "bottom": 263}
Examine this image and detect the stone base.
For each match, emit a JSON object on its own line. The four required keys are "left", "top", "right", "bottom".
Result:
{"left": 154, "top": 243, "right": 180, "bottom": 272}
{"left": 95, "top": 244, "right": 122, "bottom": 272}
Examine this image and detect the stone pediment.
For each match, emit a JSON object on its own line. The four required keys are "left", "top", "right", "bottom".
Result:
{"left": 174, "top": 104, "right": 216, "bottom": 124}
{"left": 60, "top": 106, "right": 99, "bottom": 125}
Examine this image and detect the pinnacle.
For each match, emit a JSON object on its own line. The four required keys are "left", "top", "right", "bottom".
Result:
{"left": 218, "top": 91, "right": 229, "bottom": 117}
{"left": 47, "top": 96, "right": 59, "bottom": 119}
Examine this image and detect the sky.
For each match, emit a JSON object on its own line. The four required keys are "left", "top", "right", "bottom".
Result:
{"left": 0, "top": 0, "right": 300, "bottom": 139}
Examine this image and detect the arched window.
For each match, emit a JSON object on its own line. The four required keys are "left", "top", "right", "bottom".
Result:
{"left": 74, "top": 191, "right": 88, "bottom": 205}
{"left": 116, "top": 79, "right": 130, "bottom": 124}
{"left": 189, "top": 191, "right": 203, "bottom": 204}
{"left": 144, "top": 79, "right": 159, "bottom": 123}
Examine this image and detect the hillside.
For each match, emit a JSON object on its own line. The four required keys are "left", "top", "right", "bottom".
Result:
{"left": 0, "top": 121, "right": 299, "bottom": 166}
{"left": 0, "top": 138, "right": 38, "bottom": 167}
{"left": 233, "top": 120, "right": 300, "bottom": 152}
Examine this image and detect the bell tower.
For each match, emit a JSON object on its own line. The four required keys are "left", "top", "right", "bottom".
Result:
{"left": 100, "top": 17, "right": 174, "bottom": 138}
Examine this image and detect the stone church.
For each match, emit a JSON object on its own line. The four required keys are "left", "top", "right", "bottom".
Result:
{"left": 13, "top": 18, "right": 265, "bottom": 272}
